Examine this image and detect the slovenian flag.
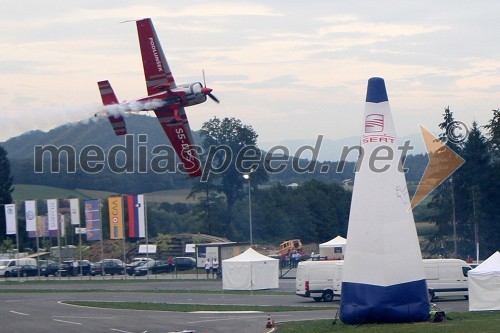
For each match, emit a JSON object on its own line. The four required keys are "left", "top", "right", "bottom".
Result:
{"left": 127, "top": 194, "right": 145, "bottom": 238}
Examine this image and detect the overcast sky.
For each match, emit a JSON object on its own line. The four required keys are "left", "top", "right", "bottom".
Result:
{"left": 0, "top": 1, "right": 498, "bottom": 148}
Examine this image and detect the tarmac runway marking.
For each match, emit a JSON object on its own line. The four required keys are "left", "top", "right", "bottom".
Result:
{"left": 53, "top": 319, "right": 82, "bottom": 325}
{"left": 9, "top": 310, "right": 30, "bottom": 316}
{"left": 54, "top": 316, "right": 116, "bottom": 319}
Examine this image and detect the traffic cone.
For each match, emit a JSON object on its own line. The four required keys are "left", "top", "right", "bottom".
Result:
{"left": 266, "top": 315, "right": 274, "bottom": 328}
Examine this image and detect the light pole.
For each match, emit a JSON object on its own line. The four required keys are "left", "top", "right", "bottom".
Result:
{"left": 243, "top": 172, "right": 253, "bottom": 246}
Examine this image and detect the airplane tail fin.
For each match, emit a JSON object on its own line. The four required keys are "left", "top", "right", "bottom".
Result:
{"left": 98, "top": 80, "right": 127, "bottom": 136}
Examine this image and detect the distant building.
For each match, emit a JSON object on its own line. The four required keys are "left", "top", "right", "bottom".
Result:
{"left": 195, "top": 242, "right": 250, "bottom": 268}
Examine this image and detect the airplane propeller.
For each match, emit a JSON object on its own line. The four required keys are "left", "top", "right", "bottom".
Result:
{"left": 202, "top": 70, "right": 220, "bottom": 104}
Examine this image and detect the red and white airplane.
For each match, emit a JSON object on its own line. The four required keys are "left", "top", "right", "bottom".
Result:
{"left": 97, "top": 18, "right": 219, "bottom": 177}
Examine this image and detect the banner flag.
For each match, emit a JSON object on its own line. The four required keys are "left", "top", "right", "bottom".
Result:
{"left": 4, "top": 204, "right": 17, "bottom": 235}
{"left": 108, "top": 196, "right": 124, "bottom": 239}
{"left": 28, "top": 216, "right": 46, "bottom": 238}
{"left": 25, "top": 200, "right": 37, "bottom": 232}
{"left": 84, "top": 199, "right": 102, "bottom": 241}
{"left": 47, "top": 199, "right": 58, "bottom": 231}
{"left": 41, "top": 215, "right": 52, "bottom": 237}
{"left": 59, "top": 214, "right": 66, "bottom": 237}
{"left": 69, "top": 198, "right": 80, "bottom": 225}
{"left": 127, "top": 194, "right": 145, "bottom": 238}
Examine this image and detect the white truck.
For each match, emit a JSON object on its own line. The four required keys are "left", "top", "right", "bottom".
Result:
{"left": 295, "top": 260, "right": 343, "bottom": 302}
{"left": 296, "top": 258, "right": 472, "bottom": 302}
{"left": 0, "top": 258, "right": 37, "bottom": 277}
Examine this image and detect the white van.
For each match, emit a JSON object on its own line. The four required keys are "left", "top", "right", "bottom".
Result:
{"left": 296, "top": 260, "right": 343, "bottom": 302}
{"left": 0, "top": 258, "right": 37, "bottom": 277}
{"left": 296, "top": 258, "right": 471, "bottom": 302}
{"left": 423, "top": 259, "right": 472, "bottom": 301}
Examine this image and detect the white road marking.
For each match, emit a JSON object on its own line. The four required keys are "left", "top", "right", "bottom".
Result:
{"left": 54, "top": 316, "right": 115, "bottom": 319}
{"left": 53, "top": 319, "right": 82, "bottom": 325}
{"left": 110, "top": 329, "right": 133, "bottom": 333}
{"left": 10, "top": 310, "right": 30, "bottom": 316}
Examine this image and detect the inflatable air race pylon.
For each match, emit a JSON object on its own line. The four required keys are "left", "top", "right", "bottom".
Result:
{"left": 339, "top": 77, "right": 430, "bottom": 324}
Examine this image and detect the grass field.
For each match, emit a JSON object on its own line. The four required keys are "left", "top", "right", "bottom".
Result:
{"left": 416, "top": 221, "right": 438, "bottom": 236}
{"left": 278, "top": 311, "right": 500, "bottom": 333}
{"left": 49, "top": 300, "right": 500, "bottom": 332}
{"left": 12, "top": 184, "right": 118, "bottom": 201}
{"left": 63, "top": 300, "right": 326, "bottom": 313}
{"left": 11, "top": 184, "right": 195, "bottom": 203}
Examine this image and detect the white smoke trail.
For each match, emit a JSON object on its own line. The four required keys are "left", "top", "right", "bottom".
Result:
{"left": 99, "top": 99, "right": 167, "bottom": 118}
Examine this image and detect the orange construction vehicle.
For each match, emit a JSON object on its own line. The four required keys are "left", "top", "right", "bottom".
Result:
{"left": 277, "top": 239, "right": 303, "bottom": 254}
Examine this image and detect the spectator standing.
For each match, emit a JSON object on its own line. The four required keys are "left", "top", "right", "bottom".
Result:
{"left": 212, "top": 258, "right": 219, "bottom": 279}
{"left": 204, "top": 259, "right": 212, "bottom": 279}
{"left": 72, "top": 260, "right": 79, "bottom": 276}
{"left": 293, "top": 251, "right": 301, "bottom": 267}
{"left": 167, "top": 257, "right": 174, "bottom": 272}
{"left": 280, "top": 252, "right": 287, "bottom": 268}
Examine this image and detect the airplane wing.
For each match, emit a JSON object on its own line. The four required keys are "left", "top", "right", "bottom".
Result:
{"left": 154, "top": 106, "right": 202, "bottom": 177}
{"left": 97, "top": 80, "right": 127, "bottom": 136}
{"left": 136, "top": 18, "right": 176, "bottom": 95}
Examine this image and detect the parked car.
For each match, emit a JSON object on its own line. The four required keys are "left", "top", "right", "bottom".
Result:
{"left": 126, "top": 261, "right": 147, "bottom": 276}
{"left": 104, "top": 258, "right": 125, "bottom": 266}
{"left": 59, "top": 260, "right": 92, "bottom": 276}
{"left": 91, "top": 260, "right": 125, "bottom": 276}
{"left": 174, "top": 257, "right": 196, "bottom": 271}
{"left": 134, "top": 260, "right": 172, "bottom": 276}
{"left": 40, "top": 262, "right": 60, "bottom": 277}
{"left": 0, "top": 258, "right": 37, "bottom": 277}
{"left": 126, "top": 258, "right": 155, "bottom": 275}
{"left": 131, "top": 257, "right": 154, "bottom": 263}
{"left": 10, "top": 264, "right": 39, "bottom": 277}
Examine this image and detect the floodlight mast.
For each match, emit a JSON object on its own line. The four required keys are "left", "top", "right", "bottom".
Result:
{"left": 243, "top": 172, "right": 253, "bottom": 246}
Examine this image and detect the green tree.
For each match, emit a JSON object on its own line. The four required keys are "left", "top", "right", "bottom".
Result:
{"left": 193, "top": 117, "right": 268, "bottom": 238}
{"left": 0, "top": 238, "right": 15, "bottom": 253}
{"left": 458, "top": 122, "right": 490, "bottom": 257}
{"left": 427, "top": 107, "right": 465, "bottom": 257}
{"left": 243, "top": 180, "right": 351, "bottom": 244}
{"left": 0, "top": 146, "right": 14, "bottom": 239}
{"left": 481, "top": 109, "right": 500, "bottom": 256}
{"left": 155, "top": 233, "right": 172, "bottom": 259}
{"left": 484, "top": 108, "right": 500, "bottom": 155}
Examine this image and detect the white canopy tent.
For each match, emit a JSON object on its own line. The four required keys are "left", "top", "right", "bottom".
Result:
{"left": 319, "top": 235, "right": 346, "bottom": 259}
{"left": 469, "top": 251, "right": 500, "bottom": 311}
{"left": 222, "top": 248, "right": 279, "bottom": 290}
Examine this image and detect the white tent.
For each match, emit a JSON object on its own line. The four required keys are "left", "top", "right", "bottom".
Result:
{"left": 319, "top": 235, "right": 346, "bottom": 259}
{"left": 222, "top": 248, "right": 279, "bottom": 290}
{"left": 469, "top": 251, "right": 500, "bottom": 311}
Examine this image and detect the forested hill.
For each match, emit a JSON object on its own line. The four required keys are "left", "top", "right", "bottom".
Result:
{"left": 1, "top": 114, "right": 428, "bottom": 193}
